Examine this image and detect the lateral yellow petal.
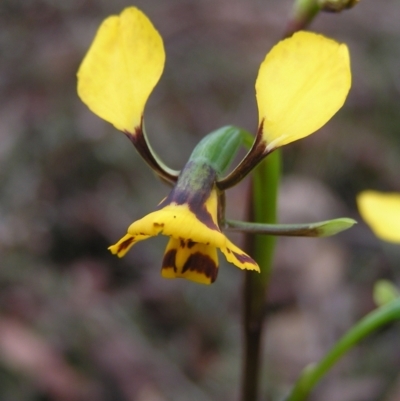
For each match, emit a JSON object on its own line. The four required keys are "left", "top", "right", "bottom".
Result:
{"left": 161, "top": 238, "right": 219, "bottom": 284}
{"left": 108, "top": 233, "right": 150, "bottom": 257}
{"left": 256, "top": 31, "right": 351, "bottom": 151}
{"left": 77, "top": 7, "right": 165, "bottom": 133}
{"left": 220, "top": 239, "right": 260, "bottom": 272}
{"left": 357, "top": 191, "right": 400, "bottom": 243}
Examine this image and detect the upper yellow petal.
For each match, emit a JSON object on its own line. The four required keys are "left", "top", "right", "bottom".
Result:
{"left": 256, "top": 31, "right": 351, "bottom": 151}
{"left": 77, "top": 7, "right": 165, "bottom": 133}
{"left": 357, "top": 191, "right": 400, "bottom": 243}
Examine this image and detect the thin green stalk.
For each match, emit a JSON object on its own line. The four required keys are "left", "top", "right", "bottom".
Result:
{"left": 284, "top": 298, "right": 400, "bottom": 401}
{"left": 241, "top": 150, "right": 281, "bottom": 401}
{"left": 225, "top": 218, "right": 356, "bottom": 237}
{"left": 284, "top": 0, "right": 321, "bottom": 37}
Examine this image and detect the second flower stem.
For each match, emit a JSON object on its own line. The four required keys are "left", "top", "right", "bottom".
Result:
{"left": 241, "top": 150, "right": 281, "bottom": 401}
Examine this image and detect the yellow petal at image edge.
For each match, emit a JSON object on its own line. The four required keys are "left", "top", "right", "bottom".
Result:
{"left": 357, "top": 191, "right": 400, "bottom": 243}
{"left": 256, "top": 31, "right": 351, "bottom": 150}
{"left": 77, "top": 7, "right": 165, "bottom": 133}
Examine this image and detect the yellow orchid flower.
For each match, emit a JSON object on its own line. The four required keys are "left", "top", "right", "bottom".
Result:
{"left": 109, "top": 161, "right": 259, "bottom": 285}
{"left": 357, "top": 191, "right": 400, "bottom": 243}
{"left": 77, "top": 7, "right": 352, "bottom": 284}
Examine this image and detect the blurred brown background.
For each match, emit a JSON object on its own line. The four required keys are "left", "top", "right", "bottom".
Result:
{"left": 1, "top": 0, "right": 400, "bottom": 400}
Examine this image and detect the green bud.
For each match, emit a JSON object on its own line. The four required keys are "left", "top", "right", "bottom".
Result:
{"left": 316, "top": 217, "right": 357, "bottom": 237}
{"left": 373, "top": 280, "right": 399, "bottom": 307}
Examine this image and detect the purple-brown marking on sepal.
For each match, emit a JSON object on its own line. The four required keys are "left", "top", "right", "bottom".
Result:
{"left": 117, "top": 237, "right": 135, "bottom": 254}
{"left": 217, "top": 120, "right": 268, "bottom": 191}
{"left": 217, "top": 191, "right": 226, "bottom": 227}
{"left": 189, "top": 201, "right": 219, "bottom": 231}
{"left": 181, "top": 252, "right": 218, "bottom": 283}
{"left": 232, "top": 251, "right": 257, "bottom": 265}
{"left": 162, "top": 249, "right": 177, "bottom": 272}
{"left": 179, "top": 239, "right": 196, "bottom": 249}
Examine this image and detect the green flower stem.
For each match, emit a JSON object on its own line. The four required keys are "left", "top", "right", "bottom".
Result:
{"left": 284, "top": 298, "right": 400, "bottom": 401}
{"left": 285, "top": 0, "right": 359, "bottom": 37}
{"left": 225, "top": 218, "right": 356, "bottom": 237}
{"left": 284, "top": 0, "right": 320, "bottom": 37}
{"left": 241, "top": 150, "right": 281, "bottom": 401}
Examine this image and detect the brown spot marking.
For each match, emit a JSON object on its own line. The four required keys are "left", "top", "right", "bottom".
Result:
{"left": 232, "top": 251, "right": 256, "bottom": 265}
{"left": 178, "top": 239, "right": 196, "bottom": 249}
{"left": 117, "top": 237, "right": 135, "bottom": 253}
{"left": 187, "top": 240, "right": 196, "bottom": 249}
{"left": 181, "top": 253, "right": 218, "bottom": 283}
{"left": 153, "top": 222, "right": 164, "bottom": 228}
{"left": 162, "top": 249, "right": 177, "bottom": 272}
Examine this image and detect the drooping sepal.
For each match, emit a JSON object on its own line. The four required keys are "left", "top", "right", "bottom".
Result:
{"left": 162, "top": 238, "right": 219, "bottom": 284}
{"left": 220, "top": 239, "right": 260, "bottom": 272}
{"left": 108, "top": 233, "right": 150, "bottom": 257}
